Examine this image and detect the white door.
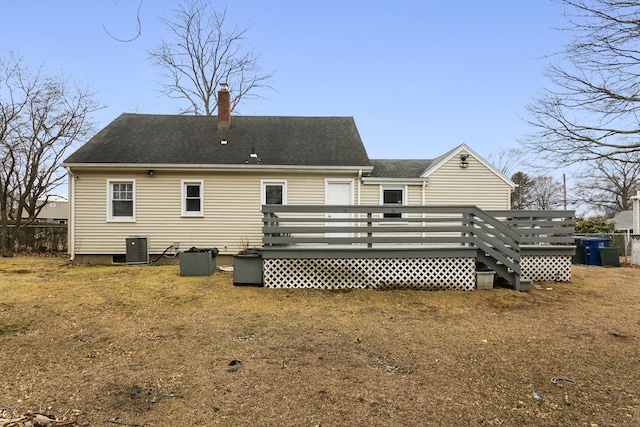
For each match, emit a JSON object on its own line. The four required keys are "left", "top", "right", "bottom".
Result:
{"left": 325, "top": 180, "right": 353, "bottom": 238}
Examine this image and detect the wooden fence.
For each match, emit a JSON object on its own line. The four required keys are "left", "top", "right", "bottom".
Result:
{"left": 7, "top": 224, "right": 67, "bottom": 253}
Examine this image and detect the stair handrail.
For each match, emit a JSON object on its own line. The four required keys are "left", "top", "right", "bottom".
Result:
{"left": 468, "top": 207, "right": 522, "bottom": 276}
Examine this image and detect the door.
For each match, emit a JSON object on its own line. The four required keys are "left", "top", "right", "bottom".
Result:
{"left": 325, "top": 180, "right": 353, "bottom": 238}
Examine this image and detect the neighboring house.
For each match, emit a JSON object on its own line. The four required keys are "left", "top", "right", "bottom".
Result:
{"left": 634, "top": 192, "right": 640, "bottom": 234}
{"left": 62, "top": 86, "right": 515, "bottom": 264}
{"left": 612, "top": 210, "right": 634, "bottom": 233}
{"left": 21, "top": 195, "right": 68, "bottom": 224}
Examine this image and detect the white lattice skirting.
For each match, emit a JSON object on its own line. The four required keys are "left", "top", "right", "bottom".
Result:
{"left": 521, "top": 255, "right": 572, "bottom": 282}
{"left": 263, "top": 257, "right": 476, "bottom": 291}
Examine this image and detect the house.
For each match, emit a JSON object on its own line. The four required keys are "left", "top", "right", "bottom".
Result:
{"left": 631, "top": 192, "right": 640, "bottom": 265}
{"left": 62, "top": 86, "right": 516, "bottom": 265}
{"left": 612, "top": 210, "right": 634, "bottom": 233}
{"left": 22, "top": 195, "right": 68, "bottom": 224}
{"left": 615, "top": 192, "right": 640, "bottom": 235}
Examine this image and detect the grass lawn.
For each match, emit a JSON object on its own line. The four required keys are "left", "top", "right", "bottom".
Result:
{"left": 1, "top": 255, "right": 639, "bottom": 426}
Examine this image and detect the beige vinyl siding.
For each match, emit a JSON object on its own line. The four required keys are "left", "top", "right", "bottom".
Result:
{"left": 355, "top": 155, "right": 511, "bottom": 240}
{"left": 359, "top": 185, "right": 379, "bottom": 205}
{"left": 356, "top": 183, "right": 422, "bottom": 236}
{"left": 425, "top": 154, "right": 511, "bottom": 210}
{"left": 71, "top": 169, "right": 357, "bottom": 256}
{"left": 407, "top": 185, "right": 423, "bottom": 205}
{"left": 359, "top": 184, "right": 422, "bottom": 205}
{"left": 360, "top": 155, "right": 511, "bottom": 210}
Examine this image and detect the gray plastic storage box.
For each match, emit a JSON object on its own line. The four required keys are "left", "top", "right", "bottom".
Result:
{"left": 233, "top": 249, "right": 263, "bottom": 285}
{"left": 180, "top": 248, "right": 217, "bottom": 276}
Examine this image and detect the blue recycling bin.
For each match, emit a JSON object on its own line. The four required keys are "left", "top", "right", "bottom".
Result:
{"left": 582, "top": 237, "right": 611, "bottom": 265}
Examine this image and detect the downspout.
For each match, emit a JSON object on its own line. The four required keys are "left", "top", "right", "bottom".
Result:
{"left": 66, "top": 167, "right": 75, "bottom": 261}
{"left": 357, "top": 169, "right": 362, "bottom": 206}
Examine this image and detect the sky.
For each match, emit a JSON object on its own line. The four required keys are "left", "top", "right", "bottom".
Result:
{"left": 0, "top": 0, "right": 569, "bottom": 165}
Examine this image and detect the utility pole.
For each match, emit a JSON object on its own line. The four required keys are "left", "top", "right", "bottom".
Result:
{"left": 563, "top": 173, "right": 567, "bottom": 210}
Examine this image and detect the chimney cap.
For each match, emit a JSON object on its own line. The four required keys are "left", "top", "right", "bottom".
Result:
{"left": 220, "top": 82, "right": 228, "bottom": 91}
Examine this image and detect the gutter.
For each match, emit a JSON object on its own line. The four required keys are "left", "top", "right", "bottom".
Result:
{"left": 361, "top": 177, "right": 428, "bottom": 184}
{"left": 66, "top": 167, "right": 75, "bottom": 261}
{"left": 61, "top": 163, "right": 374, "bottom": 174}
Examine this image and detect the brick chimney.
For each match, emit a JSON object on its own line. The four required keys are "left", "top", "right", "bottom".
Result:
{"left": 217, "top": 83, "right": 231, "bottom": 130}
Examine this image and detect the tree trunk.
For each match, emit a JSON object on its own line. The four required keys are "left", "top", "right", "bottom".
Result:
{"left": 0, "top": 205, "right": 13, "bottom": 257}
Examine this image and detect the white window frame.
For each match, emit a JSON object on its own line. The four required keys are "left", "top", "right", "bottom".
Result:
{"left": 107, "top": 179, "right": 136, "bottom": 222}
{"left": 380, "top": 185, "right": 407, "bottom": 220}
{"left": 261, "top": 180, "right": 287, "bottom": 207}
{"left": 181, "top": 179, "right": 204, "bottom": 217}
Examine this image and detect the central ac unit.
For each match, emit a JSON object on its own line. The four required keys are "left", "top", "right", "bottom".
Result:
{"left": 126, "top": 237, "right": 148, "bottom": 265}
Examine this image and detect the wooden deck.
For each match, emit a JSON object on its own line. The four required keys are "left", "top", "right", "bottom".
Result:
{"left": 261, "top": 205, "right": 576, "bottom": 291}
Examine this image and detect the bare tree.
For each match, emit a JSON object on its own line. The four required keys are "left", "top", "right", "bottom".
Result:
{"left": 149, "top": 0, "right": 275, "bottom": 115}
{"left": 523, "top": 0, "right": 640, "bottom": 165}
{"left": 511, "top": 171, "right": 565, "bottom": 210}
{"left": 572, "top": 153, "right": 640, "bottom": 216}
{"left": 529, "top": 175, "right": 564, "bottom": 210}
{"left": 488, "top": 148, "right": 525, "bottom": 177}
{"left": 0, "top": 53, "right": 99, "bottom": 256}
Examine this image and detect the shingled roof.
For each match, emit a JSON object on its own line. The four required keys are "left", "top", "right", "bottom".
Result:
{"left": 64, "top": 113, "right": 372, "bottom": 168}
{"left": 369, "top": 159, "right": 434, "bottom": 178}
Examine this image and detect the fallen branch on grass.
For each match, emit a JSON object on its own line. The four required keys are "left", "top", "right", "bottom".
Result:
{"left": 1, "top": 412, "right": 78, "bottom": 426}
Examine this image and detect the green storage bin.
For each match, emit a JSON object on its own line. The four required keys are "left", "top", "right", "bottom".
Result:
{"left": 599, "top": 247, "right": 620, "bottom": 267}
{"left": 572, "top": 238, "right": 585, "bottom": 264}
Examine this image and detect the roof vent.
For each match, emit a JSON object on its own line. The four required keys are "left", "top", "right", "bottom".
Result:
{"left": 246, "top": 147, "right": 261, "bottom": 163}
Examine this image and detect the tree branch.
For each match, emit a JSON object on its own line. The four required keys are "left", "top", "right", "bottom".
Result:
{"left": 148, "top": 0, "right": 275, "bottom": 115}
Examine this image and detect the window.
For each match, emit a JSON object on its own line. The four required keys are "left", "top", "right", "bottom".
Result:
{"left": 381, "top": 186, "right": 406, "bottom": 219}
{"left": 107, "top": 180, "right": 135, "bottom": 222}
{"left": 261, "top": 180, "right": 287, "bottom": 206}
{"left": 182, "top": 180, "right": 204, "bottom": 216}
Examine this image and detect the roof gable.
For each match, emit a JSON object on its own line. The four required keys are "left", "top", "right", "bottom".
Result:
{"left": 420, "top": 144, "right": 516, "bottom": 188}
{"left": 64, "top": 114, "right": 371, "bottom": 168}
{"left": 368, "top": 145, "right": 515, "bottom": 187}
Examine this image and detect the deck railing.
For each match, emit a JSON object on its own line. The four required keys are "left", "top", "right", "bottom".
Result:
{"left": 262, "top": 205, "right": 575, "bottom": 246}
{"left": 262, "top": 205, "right": 575, "bottom": 290}
{"left": 486, "top": 210, "right": 576, "bottom": 245}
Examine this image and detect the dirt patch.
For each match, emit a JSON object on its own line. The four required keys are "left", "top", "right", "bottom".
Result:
{"left": 0, "top": 256, "right": 639, "bottom": 426}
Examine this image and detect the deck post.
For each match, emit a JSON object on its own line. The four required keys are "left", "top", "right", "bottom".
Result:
{"left": 367, "top": 212, "right": 372, "bottom": 248}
